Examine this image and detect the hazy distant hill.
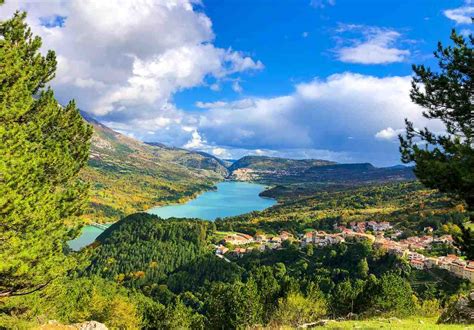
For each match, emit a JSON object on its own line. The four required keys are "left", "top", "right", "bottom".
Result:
{"left": 80, "top": 112, "right": 227, "bottom": 223}
{"left": 225, "top": 155, "right": 414, "bottom": 199}
{"left": 228, "top": 155, "right": 335, "bottom": 181}
{"left": 303, "top": 163, "right": 415, "bottom": 183}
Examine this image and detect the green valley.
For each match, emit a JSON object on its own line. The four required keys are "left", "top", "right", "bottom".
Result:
{"left": 79, "top": 113, "right": 227, "bottom": 223}
{"left": 1, "top": 3, "right": 473, "bottom": 330}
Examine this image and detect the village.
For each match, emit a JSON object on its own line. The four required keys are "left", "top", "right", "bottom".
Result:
{"left": 215, "top": 221, "right": 474, "bottom": 283}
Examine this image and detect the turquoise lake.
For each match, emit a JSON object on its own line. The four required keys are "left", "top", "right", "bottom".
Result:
{"left": 69, "top": 181, "right": 276, "bottom": 250}
{"left": 148, "top": 181, "right": 276, "bottom": 220}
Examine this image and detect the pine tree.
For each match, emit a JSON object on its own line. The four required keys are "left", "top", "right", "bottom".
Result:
{"left": 0, "top": 11, "right": 92, "bottom": 296}
{"left": 399, "top": 30, "right": 473, "bottom": 212}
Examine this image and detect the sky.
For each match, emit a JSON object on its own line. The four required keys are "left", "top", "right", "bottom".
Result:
{"left": 1, "top": 0, "right": 473, "bottom": 166}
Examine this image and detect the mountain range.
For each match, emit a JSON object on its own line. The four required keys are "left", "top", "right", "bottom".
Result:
{"left": 79, "top": 112, "right": 415, "bottom": 222}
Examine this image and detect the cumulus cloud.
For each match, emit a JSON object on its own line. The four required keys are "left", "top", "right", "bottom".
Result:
{"left": 191, "top": 73, "right": 443, "bottom": 165}
{"left": 334, "top": 25, "right": 410, "bottom": 64}
{"left": 231, "top": 81, "right": 243, "bottom": 93}
{"left": 0, "top": 0, "right": 263, "bottom": 119}
{"left": 94, "top": 72, "right": 441, "bottom": 165}
{"left": 375, "top": 127, "right": 404, "bottom": 141}
{"left": 444, "top": 2, "right": 474, "bottom": 24}
{"left": 0, "top": 2, "right": 442, "bottom": 165}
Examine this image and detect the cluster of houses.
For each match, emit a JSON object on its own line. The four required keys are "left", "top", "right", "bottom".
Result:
{"left": 215, "top": 231, "right": 294, "bottom": 257}
{"left": 405, "top": 252, "right": 474, "bottom": 282}
{"left": 300, "top": 229, "right": 375, "bottom": 247}
{"left": 349, "top": 221, "right": 392, "bottom": 232}
{"left": 214, "top": 221, "right": 474, "bottom": 283}
{"left": 374, "top": 236, "right": 474, "bottom": 282}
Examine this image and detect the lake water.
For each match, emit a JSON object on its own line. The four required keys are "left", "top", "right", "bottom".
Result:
{"left": 148, "top": 181, "right": 275, "bottom": 220}
{"left": 68, "top": 225, "right": 107, "bottom": 251}
{"left": 68, "top": 181, "right": 275, "bottom": 250}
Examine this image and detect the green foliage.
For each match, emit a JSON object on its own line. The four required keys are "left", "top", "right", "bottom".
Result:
{"left": 270, "top": 288, "right": 327, "bottom": 327}
{"left": 331, "top": 279, "right": 365, "bottom": 316}
{"left": 357, "top": 258, "right": 369, "bottom": 279}
{"left": 370, "top": 273, "right": 417, "bottom": 317}
{"left": 0, "top": 11, "right": 92, "bottom": 296}
{"left": 249, "top": 266, "right": 282, "bottom": 322}
{"left": 87, "top": 213, "right": 211, "bottom": 288}
{"left": 400, "top": 30, "right": 473, "bottom": 211}
{"left": 167, "top": 254, "right": 244, "bottom": 293}
{"left": 0, "top": 276, "right": 143, "bottom": 329}
{"left": 203, "top": 280, "right": 263, "bottom": 330}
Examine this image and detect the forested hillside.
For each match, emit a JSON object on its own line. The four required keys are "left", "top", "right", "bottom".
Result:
{"left": 87, "top": 213, "right": 212, "bottom": 287}
{"left": 79, "top": 113, "right": 227, "bottom": 223}
{"left": 80, "top": 207, "right": 469, "bottom": 328}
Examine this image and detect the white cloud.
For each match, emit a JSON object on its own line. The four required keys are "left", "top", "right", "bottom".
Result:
{"left": 460, "top": 29, "right": 473, "bottom": 37}
{"left": 196, "top": 98, "right": 255, "bottom": 109}
{"left": 0, "top": 0, "right": 263, "bottom": 120}
{"left": 375, "top": 127, "right": 404, "bottom": 140}
{"left": 183, "top": 129, "right": 206, "bottom": 149}
{"left": 189, "top": 73, "right": 443, "bottom": 165}
{"left": 444, "top": 3, "right": 474, "bottom": 24}
{"left": 335, "top": 25, "right": 410, "bottom": 64}
{"left": 97, "top": 72, "right": 443, "bottom": 166}
{"left": 196, "top": 101, "right": 228, "bottom": 109}
{"left": 211, "top": 147, "right": 228, "bottom": 157}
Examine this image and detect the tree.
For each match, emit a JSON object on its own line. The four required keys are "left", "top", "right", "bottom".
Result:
{"left": 0, "top": 11, "right": 92, "bottom": 296}
{"left": 356, "top": 258, "right": 369, "bottom": 279}
{"left": 204, "top": 280, "right": 263, "bottom": 329}
{"left": 399, "top": 30, "right": 473, "bottom": 212}
{"left": 250, "top": 266, "right": 281, "bottom": 322}
{"left": 331, "top": 279, "right": 364, "bottom": 316}
{"left": 270, "top": 289, "right": 326, "bottom": 327}
{"left": 370, "top": 273, "right": 416, "bottom": 317}
{"left": 453, "top": 225, "right": 474, "bottom": 259}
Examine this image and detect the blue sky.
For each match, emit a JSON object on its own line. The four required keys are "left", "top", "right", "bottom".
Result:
{"left": 176, "top": 0, "right": 462, "bottom": 110}
{"left": 1, "top": 0, "right": 472, "bottom": 166}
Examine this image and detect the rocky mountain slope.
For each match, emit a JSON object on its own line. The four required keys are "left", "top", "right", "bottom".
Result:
{"left": 79, "top": 112, "right": 227, "bottom": 223}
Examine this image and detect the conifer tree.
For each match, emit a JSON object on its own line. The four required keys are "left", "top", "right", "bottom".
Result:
{"left": 399, "top": 30, "right": 473, "bottom": 212}
{"left": 0, "top": 11, "right": 92, "bottom": 297}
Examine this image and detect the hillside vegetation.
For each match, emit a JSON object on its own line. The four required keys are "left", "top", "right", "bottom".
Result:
{"left": 87, "top": 213, "right": 212, "bottom": 288}
{"left": 76, "top": 208, "right": 470, "bottom": 329}
{"left": 217, "top": 181, "right": 468, "bottom": 238}
{"left": 79, "top": 113, "right": 227, "bottom": 223}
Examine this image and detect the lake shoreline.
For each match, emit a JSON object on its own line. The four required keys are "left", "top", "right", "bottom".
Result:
{"left": 69, "top": 181, "right": 276, "bottom": 250}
